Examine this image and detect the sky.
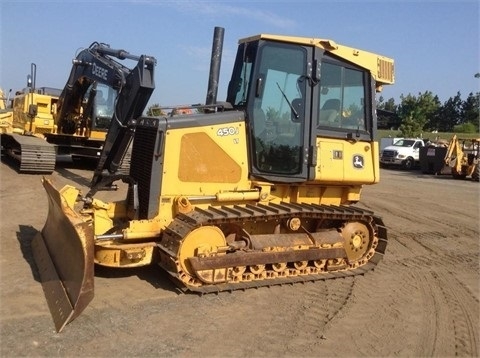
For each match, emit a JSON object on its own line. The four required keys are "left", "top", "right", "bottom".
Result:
{"left": 1, "top": 0, "right": 479, "bottom": 109}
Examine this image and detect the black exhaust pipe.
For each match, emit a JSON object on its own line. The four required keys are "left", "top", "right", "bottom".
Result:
{"left": 205, "top": 26, "right": 224, "bottom": 108}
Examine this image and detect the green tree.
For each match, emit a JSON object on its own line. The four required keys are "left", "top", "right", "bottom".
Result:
{"left": 462, "top": 92, "right": 480, "bottom": 132}
{"left": 377, "top": 96, "right": 397, "bottom": 112}
{"left": 432, "top": 92, "right": 463, "bottom": 132}
{"left": 397, "top": 91, "right": 440, "bottom": 137}
{"left": 453, "top": 122, "right": 478, "bottom": 133}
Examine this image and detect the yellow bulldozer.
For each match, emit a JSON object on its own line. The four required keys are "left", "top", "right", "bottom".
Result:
{"left": 32, "top": 27, "right": 395, "bottom": 332}
{"left": 444, "top": 134, "right": 480, "bottom": 181}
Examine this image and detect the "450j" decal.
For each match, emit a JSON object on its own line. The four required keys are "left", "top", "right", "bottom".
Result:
{"left": 216, "top": 127, "right": 239, "bottom": 136}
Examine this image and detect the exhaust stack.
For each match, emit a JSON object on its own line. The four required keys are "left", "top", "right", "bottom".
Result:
{"left": 205, "top": 26, "right": 224, "bottom": 107}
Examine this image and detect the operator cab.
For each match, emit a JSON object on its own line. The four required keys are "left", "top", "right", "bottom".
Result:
{"left": 227, "top": 36, "right": 375, "bottom": 183}
{"left": 91, "top": 83, "right": 117, "bottom": 130}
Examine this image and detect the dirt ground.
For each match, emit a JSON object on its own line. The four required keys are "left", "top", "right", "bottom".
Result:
{"left": 0, "top": 156, "right": 479, "bottom": 357}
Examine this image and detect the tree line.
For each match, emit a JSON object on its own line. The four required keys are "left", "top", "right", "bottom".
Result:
{"left": 377, "top": 91, "right": 479, "bottom": 137}
{"left": 147, "top": 90, "right": 479, "bottom": 139}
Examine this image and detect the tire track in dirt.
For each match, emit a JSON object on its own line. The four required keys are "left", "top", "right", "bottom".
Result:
{"left": 76, "top": 278, "right": 359, "bottom": 357}
{"left": 431, "top": 271, "right": 479, "bottom": 356}
{"left": 278, "top": 277, "right": 356, "bottom": 354}
{"left": 318, "top": 260, "right": 451, "bottom": 356}
{"left": 361, "top": 198, "right": 478, "bottom": 239}
{"left": 393, "top": 232, "right": 479, "bottom": 356}
{"left": 392, "top": 230, "right": 479, "bottom": 355}
{"left": 184, "top": 277, "right": 358, "bottom": 357}
{"left": 316, "top": 224, "right": 479, "bottom": 356}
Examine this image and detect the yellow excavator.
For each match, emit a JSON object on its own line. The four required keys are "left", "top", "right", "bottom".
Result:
{"left": 1, "top": 45, "right": 155, "bottom": 173}
{"left": 444, "top": 134, "right": 480, "bottom": 181}
{"left": 0, "top": 87, "right": 13, "bottom": 133}
{"left": 0, "top": 73, "right": 60, "bottom": 171}
{"left": 32, "top": 27, "right": 395, "bottom": 332}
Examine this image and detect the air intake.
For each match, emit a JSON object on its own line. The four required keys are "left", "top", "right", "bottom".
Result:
{"left": 377, "top": 58, "right": 394, "bottom": 84}
{"left": 129, "top": 116, "right": 166, "bottom": 219}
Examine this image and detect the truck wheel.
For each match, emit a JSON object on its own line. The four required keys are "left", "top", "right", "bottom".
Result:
{"left": 402, "top": 157, "right": 414, "bottom": 170}
{"left": 472, "top": 164, "right": 479, "bottom": 182}
{"left": 452, "top": 168, "right": 467, "bottom": 180}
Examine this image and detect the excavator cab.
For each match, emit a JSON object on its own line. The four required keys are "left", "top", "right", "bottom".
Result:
{"left": 90, "top": 83, "right": 117, "bottom": 131}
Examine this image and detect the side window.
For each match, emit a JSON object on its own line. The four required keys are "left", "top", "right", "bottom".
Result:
{"left": 318, "top": 61, "right": 366, "bottom": 131}
{"left": 227, "top": 42, "right": 256, "bottom": 106}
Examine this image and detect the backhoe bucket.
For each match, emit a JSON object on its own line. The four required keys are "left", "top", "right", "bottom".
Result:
{"left": 32, "top": 177, "right": 94, "bottom": 332}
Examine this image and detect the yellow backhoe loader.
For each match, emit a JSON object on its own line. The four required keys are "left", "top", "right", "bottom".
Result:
{"left": 33, "top": 27, "right": 395, "bottom": 332}
{"left": 444, "top": 134, "right": 480, "bottom": 181}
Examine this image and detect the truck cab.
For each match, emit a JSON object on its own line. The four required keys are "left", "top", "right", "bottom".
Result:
{"left": 380, "top": 138, "right": 425, "bottom": 169}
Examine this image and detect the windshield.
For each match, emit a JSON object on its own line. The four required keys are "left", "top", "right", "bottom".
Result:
{"left": 92, "top": 83, "right": 117, "bottom": 130}
{"left": 393, "top": 139, "right": 415, "bottom": 147}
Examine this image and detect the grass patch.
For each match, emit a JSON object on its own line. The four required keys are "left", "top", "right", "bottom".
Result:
{"left": 376, "top": 129, "right": 479, "bottom": 141}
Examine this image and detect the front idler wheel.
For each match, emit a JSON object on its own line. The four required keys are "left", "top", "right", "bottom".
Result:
{"left": 341, "top": 222, "right": 371, "bottom": 263}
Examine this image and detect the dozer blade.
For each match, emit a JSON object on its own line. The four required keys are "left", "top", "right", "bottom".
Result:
{"left": 31, "top": 177, "right": 94, "bottom": 332}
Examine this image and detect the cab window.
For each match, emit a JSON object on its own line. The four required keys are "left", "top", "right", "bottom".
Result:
{"left": 318, "top": 61, "right": 366, "bottom": 131}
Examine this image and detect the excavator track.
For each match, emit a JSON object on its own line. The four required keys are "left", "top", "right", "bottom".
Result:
{"left": 157, "top": 202, "right": 387, "bottom": 293}
{"left": 1, "top": 133, "right": 55, "bottom": 173}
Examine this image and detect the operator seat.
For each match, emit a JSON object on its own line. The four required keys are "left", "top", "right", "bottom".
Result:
{"left": 319, "top": 98, "right": 340, "bottom": 126}
{"left": 96, "top": 90, "right": 107, "bottom": 105}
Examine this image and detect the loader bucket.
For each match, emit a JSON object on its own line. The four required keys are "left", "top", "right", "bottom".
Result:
{"left": 32, "top": 177, "right": 94, "bottom": 332}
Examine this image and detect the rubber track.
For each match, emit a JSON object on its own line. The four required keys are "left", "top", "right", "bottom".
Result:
{"left": 158, "top": 202, "right": 388, "bottom": 293}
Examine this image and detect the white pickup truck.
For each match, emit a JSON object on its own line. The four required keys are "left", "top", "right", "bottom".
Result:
{"left": 380, "top": 138, "right": 426, "bottom": 169}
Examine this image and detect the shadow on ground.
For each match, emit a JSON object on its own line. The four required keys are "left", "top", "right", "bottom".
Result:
{"left": 16, "top": 224, "right": 178, "bottom": 294}
{"left": 16, "top": 224, "right": 41, "bottom": 282}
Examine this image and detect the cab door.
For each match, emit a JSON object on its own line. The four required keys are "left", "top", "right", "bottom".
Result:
{"left": 246, "top": 40, "right": 314, "bottom": 183}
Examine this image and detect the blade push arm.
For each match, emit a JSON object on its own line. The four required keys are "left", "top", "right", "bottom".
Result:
{"left": 90, "top": 54, "right": 156, "bottom": 188}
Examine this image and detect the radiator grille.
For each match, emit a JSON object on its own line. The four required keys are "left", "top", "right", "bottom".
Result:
{"left": 381, "top": 150, "right": 396, "bottom": 158}
{"left": 129, "top": 117, "right": 165, "bottom": 219}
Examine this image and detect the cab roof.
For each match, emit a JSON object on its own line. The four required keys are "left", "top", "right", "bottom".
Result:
{"left": 239, "top": 33, "right": 395, "bottom": 89}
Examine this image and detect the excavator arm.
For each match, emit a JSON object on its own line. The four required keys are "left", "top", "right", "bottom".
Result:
{"left": 54, "top": 42, "right": 156, "bottom": 169}
{"left": 56, "top": 42, "right": 122, "bottom": 134}
{"left": 90, "top": 52, "right": 155, "bottom": 188}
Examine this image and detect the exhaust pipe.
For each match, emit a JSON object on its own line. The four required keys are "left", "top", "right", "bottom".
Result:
{"left": 205, "top": 26, "right": 224, "bottom": 107}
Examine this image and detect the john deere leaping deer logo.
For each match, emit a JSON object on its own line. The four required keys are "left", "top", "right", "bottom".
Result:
{"left": 353, "top": 155, "right": 364, "bottom": 169}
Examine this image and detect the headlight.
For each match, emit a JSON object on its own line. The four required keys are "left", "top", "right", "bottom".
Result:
{"left": 397, "top": 154, "right": 406, "bottom": 159}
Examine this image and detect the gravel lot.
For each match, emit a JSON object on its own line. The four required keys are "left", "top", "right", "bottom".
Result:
{"left": 1, "top": 155, "right": 478, "bottom": 357}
